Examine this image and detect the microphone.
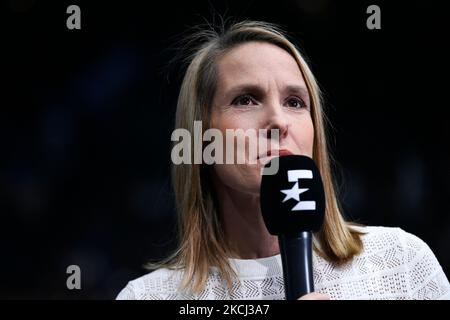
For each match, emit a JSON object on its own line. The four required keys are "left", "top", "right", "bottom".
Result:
{"left": 260, "top": 155, "right": 325, "bottom": 300}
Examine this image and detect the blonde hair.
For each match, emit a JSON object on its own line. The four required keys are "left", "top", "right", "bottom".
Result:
{"left": 150, "top": 20, "right": 363, "bottom": 294}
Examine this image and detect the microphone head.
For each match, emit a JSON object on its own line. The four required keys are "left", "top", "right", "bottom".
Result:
{"left": 260, "top": 155, "right": 325, "bottom": 235}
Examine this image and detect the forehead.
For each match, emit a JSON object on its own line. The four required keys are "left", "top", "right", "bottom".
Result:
{"left": 216, "top": 41, "right": 305, "bottom": 87}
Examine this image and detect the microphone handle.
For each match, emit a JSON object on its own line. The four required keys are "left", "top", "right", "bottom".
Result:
{"left": 278, "top": 231, "right": 314, "bottom": 300}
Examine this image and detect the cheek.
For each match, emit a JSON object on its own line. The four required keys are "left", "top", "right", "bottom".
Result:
{"left": 291, "top": 115, "right": 314, "bottom": 156}
{"left": 211, "top": 110, "right": 258, "bottom": 131}
{"left": 210, "top": 111, "right": 263, "bottom": 194}
{"left": 210, "top": 111, "right": 260, "bottom": 160}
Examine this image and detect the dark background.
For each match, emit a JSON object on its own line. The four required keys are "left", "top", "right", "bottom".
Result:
{"left": 1, "top": 0, "right": 449, "bottom": 299}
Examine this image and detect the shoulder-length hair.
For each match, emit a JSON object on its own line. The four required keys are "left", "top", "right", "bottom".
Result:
{"left": 150, "top": 20, "right": 363, "bottom": 294}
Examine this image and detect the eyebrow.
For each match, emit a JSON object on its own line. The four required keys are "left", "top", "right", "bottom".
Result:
{"left": 284, "top": 85, "right": 310, "bottom": 98}
{"left": 225, "top": 84, "right": 310, "bottom": 103}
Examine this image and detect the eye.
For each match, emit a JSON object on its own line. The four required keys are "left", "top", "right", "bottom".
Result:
{"left": 231, "top": 94, "right": 257, "bottom": 106}
{"left": 286, "top": 97, "right": 307, "bottom": 109}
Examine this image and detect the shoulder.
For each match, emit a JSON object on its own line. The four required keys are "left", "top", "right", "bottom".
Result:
{"left": 354, "top": 225, "right": 425, "bottom": 251}
{"left": 353, "top": 225, "right": 435, "bottom": 263}
{"left": 352, "top": 225, "right": 450, "bottom": 299}
{"left": 116, "top": 268, "right": 188, "bottom": 300}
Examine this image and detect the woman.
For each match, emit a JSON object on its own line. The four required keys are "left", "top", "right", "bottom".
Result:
{"left": 117, "top": 21, "right": 450, "bottom": 300}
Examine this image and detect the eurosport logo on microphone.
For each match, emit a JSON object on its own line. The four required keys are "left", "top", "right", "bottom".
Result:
{"left": 281, "top": 169, "right": 316, "bottom": 211}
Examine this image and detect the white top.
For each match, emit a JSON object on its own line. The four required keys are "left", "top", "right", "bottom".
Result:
{"left": 116, "top": 226, "right": 450, "bottom": 300}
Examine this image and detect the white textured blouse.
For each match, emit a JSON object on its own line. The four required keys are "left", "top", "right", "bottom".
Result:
{"left": 116, "top": 226, "right": 450, "bottom": 300}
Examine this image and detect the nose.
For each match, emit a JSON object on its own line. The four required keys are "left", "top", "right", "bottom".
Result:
{"left": 263, "top": 101, "right": 289, "bottom": 140}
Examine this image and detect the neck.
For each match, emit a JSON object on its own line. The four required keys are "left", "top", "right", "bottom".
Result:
{"left": 215, "top": 182, "right": 280, "bottom": 260}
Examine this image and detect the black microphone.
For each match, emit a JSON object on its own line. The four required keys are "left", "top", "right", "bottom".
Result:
{"left": 260, "top": 155, "right": 325, "bottom": 300}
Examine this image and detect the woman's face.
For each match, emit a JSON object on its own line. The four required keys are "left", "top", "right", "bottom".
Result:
{"left": 210, "top": 41, "right": 314, "bottom": 196}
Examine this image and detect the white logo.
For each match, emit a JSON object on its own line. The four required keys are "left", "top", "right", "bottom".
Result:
{"left": 66, "top": 5, "right": 81, "bottom": 30}
{"left": 280, "top": 170, "right": 316, "bottom": 211}
{"left": 171, "top": 121, "right": 280, "bottom": 175}
{"left": 66, "top": 264, "right": 81, "bottom": 290}
{"left": 366, "top": 5, "right": 381, "bottom": 30}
